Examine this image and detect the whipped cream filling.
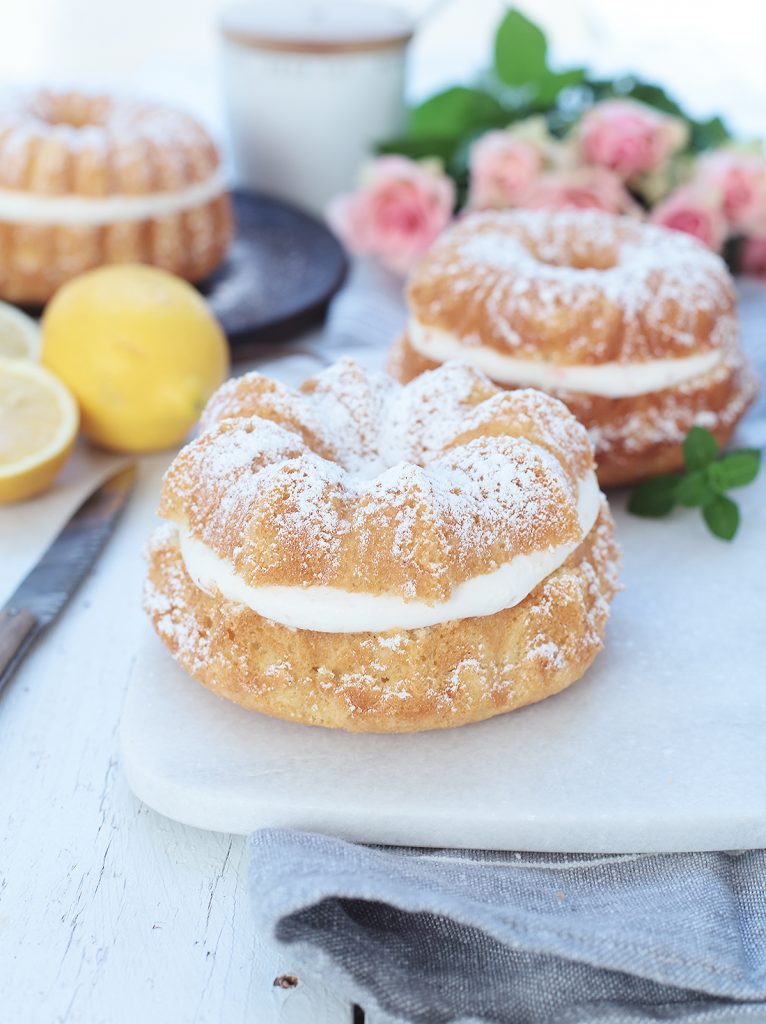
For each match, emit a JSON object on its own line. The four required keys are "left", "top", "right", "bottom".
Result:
{"left": 0, "top": 170, "right": 227, "bottom": 226}
{"left": 408, "top": 319, "right": 724, "bottom": 398}
{"left": 177, "top": 470, "right": 601, "bottom": 634}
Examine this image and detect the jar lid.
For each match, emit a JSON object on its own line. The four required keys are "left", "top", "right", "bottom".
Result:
{"left": 220, "top": 1, "right": 415, "bottom": 54}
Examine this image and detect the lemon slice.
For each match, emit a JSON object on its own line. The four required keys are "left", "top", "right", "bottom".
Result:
{"left": 0, "top": 359, "right": 79, "bottom": 503}
{"left": 0, "top": 301, "right": 41, "bottom": 360}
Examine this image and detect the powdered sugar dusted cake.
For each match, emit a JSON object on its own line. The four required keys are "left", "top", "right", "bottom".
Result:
{"left": 391, "top": 209, "right": 757, "bottom": 486}
{"left": 0, "top": 88, "right": 232, "bottom": 303}
{"left": 145, "top": 358, "right": 620, "bottom": 732}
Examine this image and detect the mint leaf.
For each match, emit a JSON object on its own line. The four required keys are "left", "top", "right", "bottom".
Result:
{"left": 683, "top": 426, "right": 718, "bottom": 471}
{"left": 408, "top": 87, "right": 506, "bottom": 139}
{"left": 675, "top": 469, "right": 715, "bottom": 507}
{"left": 703, "top": 495, "right": 740, "bottom": 540}
{"left": 708, "top": 449, "right": 762, "bottom": 491}
{"left": 494, "top": 9, "right": 548, "bottom": 88}
{"left": 627, "top": 473, "right": 681, "bottom": 517}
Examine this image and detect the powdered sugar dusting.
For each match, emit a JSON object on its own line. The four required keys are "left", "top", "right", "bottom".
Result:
{"left": 160, "top": 358, "right": 597, "bottom": 601}
{"left": 0, "top": 89, "right": 220, "bottom": 193}
{"left": 408, "top": 209, "right": 735, "bottom": 363}
{"left": 585, "top": 351, "right": 758, "bottom": 454}
{"left": 143, "top": 500, "right": 620, "bottom": 730}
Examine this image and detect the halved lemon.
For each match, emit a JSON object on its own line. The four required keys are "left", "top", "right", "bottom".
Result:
{"left": 0, "top": 301, "right": 41, "bottom": 360}
{"left": 0, "top": 359, "right": 79, "bottom": 503}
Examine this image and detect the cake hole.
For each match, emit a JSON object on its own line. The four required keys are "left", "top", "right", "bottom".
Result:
{"left": 46, "top": 111, "right": 102, "bottom": 129}
{"left": 31, "top": 93, "right": 108, "bottom": 130}
{"left": 534, "top": 248, "right": 617, "bottom": 271}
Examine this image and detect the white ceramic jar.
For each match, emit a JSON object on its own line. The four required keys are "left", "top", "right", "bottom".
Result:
{"left": 219, "top": 1, "right": 414, "bottom": 215}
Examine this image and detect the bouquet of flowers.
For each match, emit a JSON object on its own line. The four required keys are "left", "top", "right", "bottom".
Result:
{"left": 328, "top": 9, "right": 766, "bottom": 277}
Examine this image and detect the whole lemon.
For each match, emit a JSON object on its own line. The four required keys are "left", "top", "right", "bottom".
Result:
{"left": 42, "top": 265, "right": 229, "bottom": 452}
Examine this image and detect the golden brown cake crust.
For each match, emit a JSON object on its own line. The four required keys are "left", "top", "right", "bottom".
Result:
{"left": 389, "top": 332, "right": 758, "bottom": 487}
{"left": 0, "top": 89, "right": 232, "bottom": 303}
{"left": 159, "top": 359, "right": 597, "bottom": 601}
{"left": 144, "top": 504, "right": 620, "bottom": 733}
{"left": 407, "top": 209, "right": 736, "bottom": 364}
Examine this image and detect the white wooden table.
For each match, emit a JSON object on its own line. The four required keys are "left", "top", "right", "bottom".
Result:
{"left": 0, "top": 276, "right": 402, "bottom": 1022}
{"left": 0, "top": 464, "right": 360, "bottom": 1024}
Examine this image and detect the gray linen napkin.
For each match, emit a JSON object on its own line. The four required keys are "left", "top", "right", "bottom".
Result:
{"left": 250, "top": 830, "right": 766, "bottom": 1023}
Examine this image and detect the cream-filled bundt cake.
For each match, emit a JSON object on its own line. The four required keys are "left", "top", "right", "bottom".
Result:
{"left": 390, "top": 209, "right": 758, "bottom": 487}
{"left": 144, "top": 358, "right": 620, "bottom": 733}
{"left": 0, "top": 89, "right": 233, "bottom": 303}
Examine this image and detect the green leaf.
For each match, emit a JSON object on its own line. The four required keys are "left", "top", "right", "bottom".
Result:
{"left": 494, "top": 9, "right": 548, "bottom": 88}
{"left": 583, "top": 76, "right": 620, "bottom": 102}
{"left": 708, "top": 449, "right": 762, "bottom": 491}
{"left": 407, "top": 87, "right": 506, "bottom": 140}
{"left": 683, "top": 426, "right": 718, "bottom": 472}
{"left": 376, "top": 135, "right": 459, "bottom": 165}
{"left": 627, "top": 473, "right": 681, "bottom": 518}
{"left": 623, "top": 80, "right": 685, "bottom": 117}
{"left": 689, "top": 115, "right": 731, "bottom": 154}
{"left": 722, "top": 234, "right": 744, "bottom": 274}
{"left": 536, "top": 67, "right": 587, "bottom": 105}
{"left": 703, "top": 495, "right": 740, "bottom": 541}
{"left": 675, "top": 469, "right": 715, "bottom": 507}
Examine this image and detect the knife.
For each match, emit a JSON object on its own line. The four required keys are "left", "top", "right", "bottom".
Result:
{"left": 0, "top": 463, "right": 137, "bottom": 695}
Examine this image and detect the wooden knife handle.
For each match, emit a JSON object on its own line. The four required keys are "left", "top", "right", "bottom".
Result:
{"left": 0, "top": 607, "right": 39, "bottom": 693}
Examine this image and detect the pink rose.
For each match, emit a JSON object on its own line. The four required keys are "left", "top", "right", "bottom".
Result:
{"left": 327, "top": 156, "right": 455, "bottom": 275}
{"left": 521, "top": 167, "right": 638, "bottom": 215}
{"left": 740, "top": 236, "right": 766, "bottom": 278}
{"left": 468, "top": 131, "right": 542, "bottom": 208}
{"left": 580, "top": 99, "right": 687, "bottom": 179}
{"left": 695, "top": 151, "right": 766, "bottom": 234}
{"left": 649, "top": 185, "right": 727, "bottom": 251}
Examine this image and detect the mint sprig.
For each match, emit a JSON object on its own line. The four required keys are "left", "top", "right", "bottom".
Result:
{"left": 628, "top": 427, "right": 761, "bottom": 540}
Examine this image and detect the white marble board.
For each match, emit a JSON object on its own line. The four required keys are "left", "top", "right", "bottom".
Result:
{"left": 121, "top": 470, "right": 766, "bottom": 853}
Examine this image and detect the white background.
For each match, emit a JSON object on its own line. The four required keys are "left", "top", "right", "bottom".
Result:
{"left": 0, "top": 0, "right": 764, "bottom": 136}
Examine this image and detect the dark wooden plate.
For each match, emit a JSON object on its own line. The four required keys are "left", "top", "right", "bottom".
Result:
{"left": 199, "top": 190, "right": 348, "bottom": 359}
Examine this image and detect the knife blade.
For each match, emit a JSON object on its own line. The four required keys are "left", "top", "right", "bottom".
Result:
{"left": 0, "top": 463, "right": 136, "bottom": 694}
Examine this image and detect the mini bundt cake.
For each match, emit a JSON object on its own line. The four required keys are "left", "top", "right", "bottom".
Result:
{"left": 390, "top": 209, "right": 757, "bottom": 487}
{"left": 0, "top": 88, "right": 233, "bottom": 303}
{"left": 144, "top": 358, "right": 621, "bottom": 733}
